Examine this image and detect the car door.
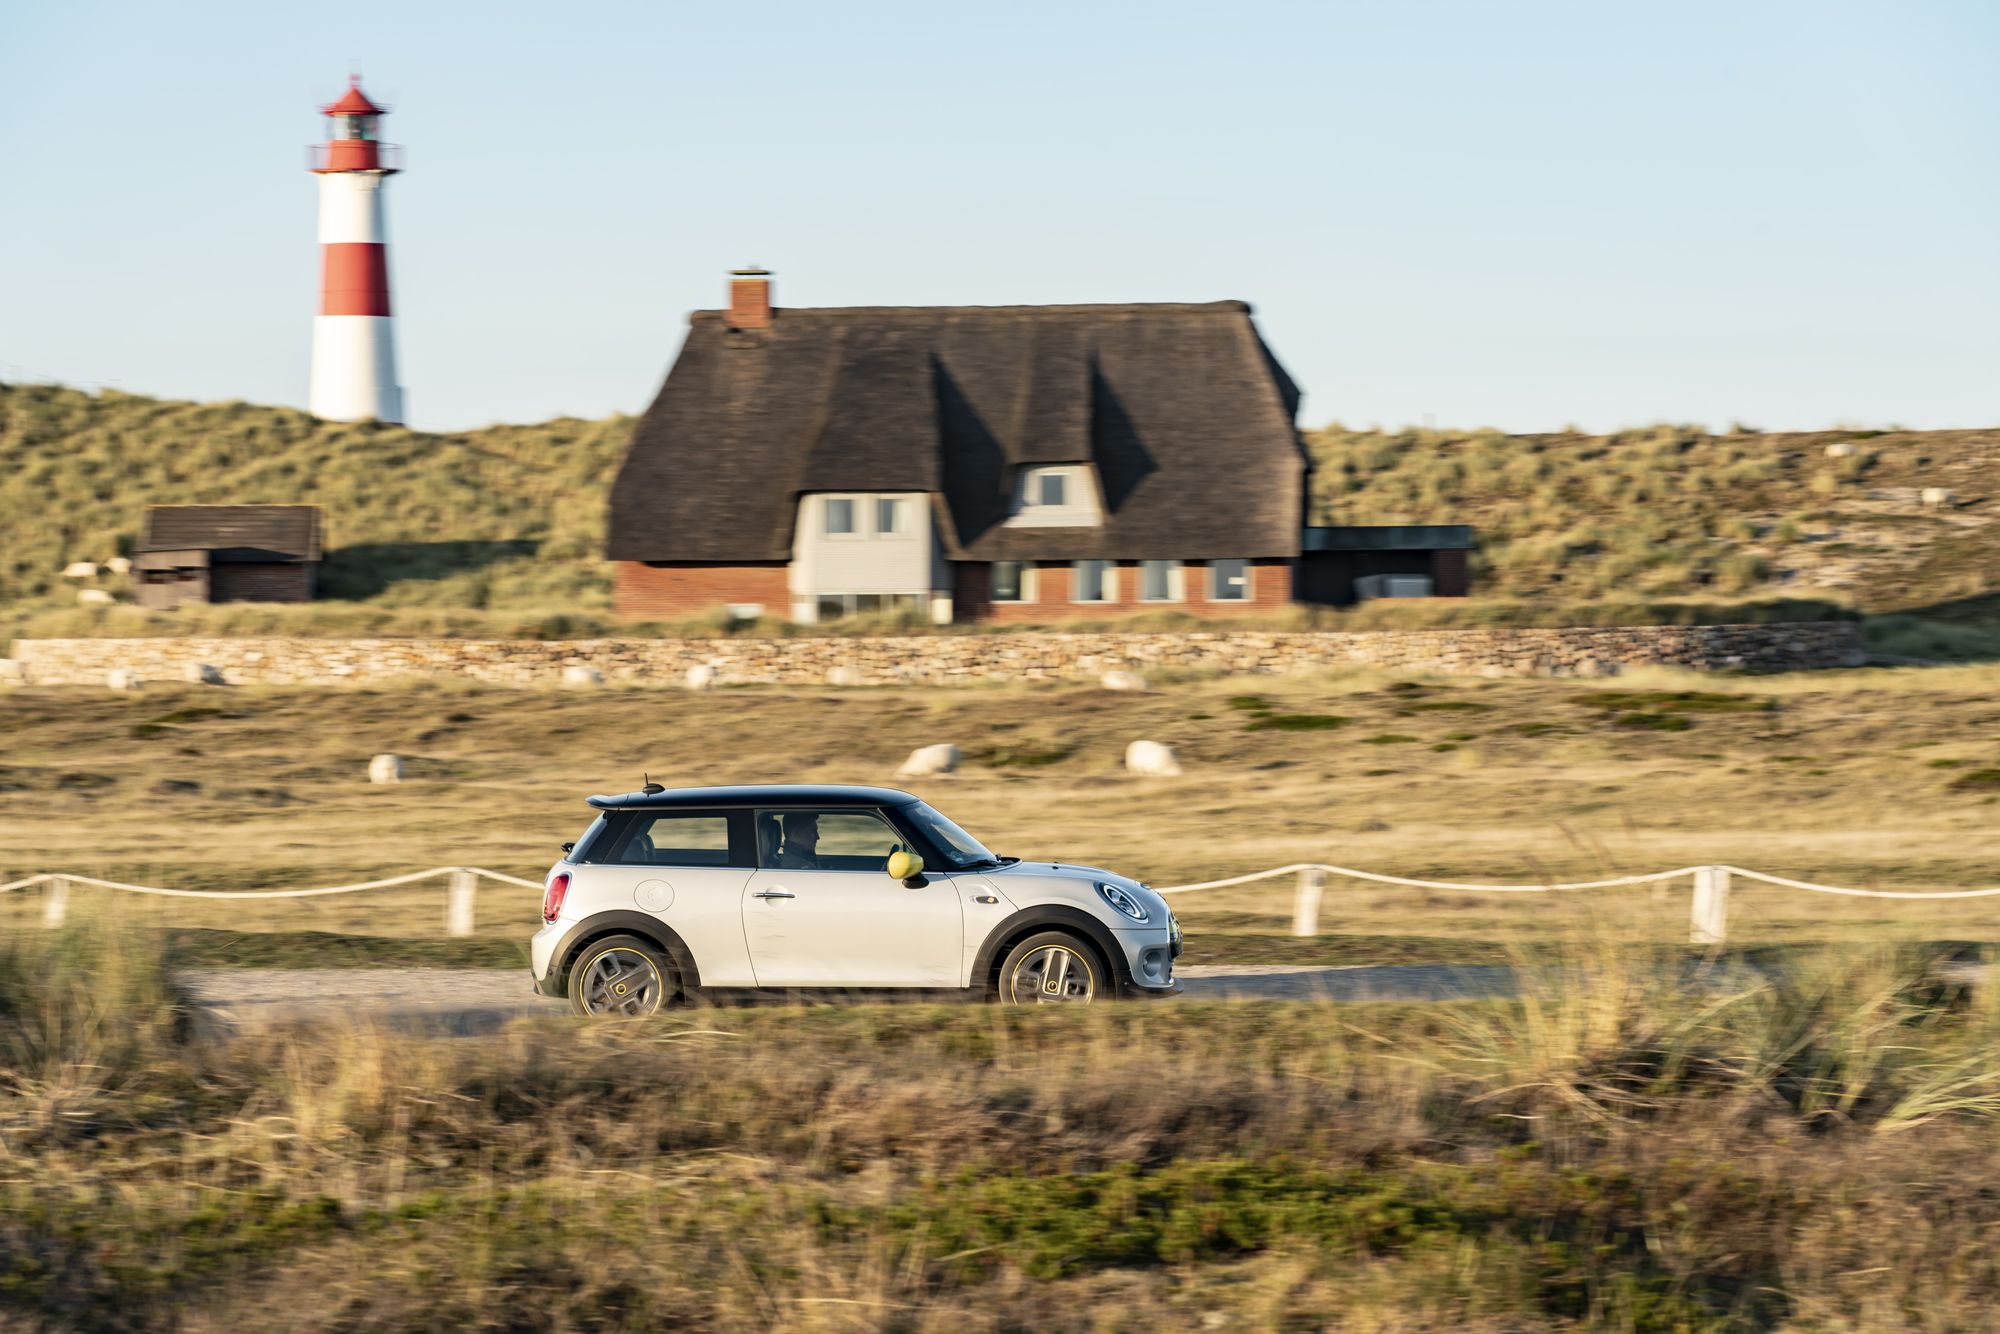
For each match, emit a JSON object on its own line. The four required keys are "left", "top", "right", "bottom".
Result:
{"left": 583, "top": 807, "right": 759, "bottom": 987}
{"left": 741, "top": 807, "right": 964, "bottom": 987}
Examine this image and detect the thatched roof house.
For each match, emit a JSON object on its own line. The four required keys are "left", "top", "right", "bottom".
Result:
{"left": 610, "top": 270, "right": 1465, "bottom": 622}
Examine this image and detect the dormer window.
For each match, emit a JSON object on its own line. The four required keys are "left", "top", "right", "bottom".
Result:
{"left": 1005, "top": 465, "right": 1101, "bottom": 528}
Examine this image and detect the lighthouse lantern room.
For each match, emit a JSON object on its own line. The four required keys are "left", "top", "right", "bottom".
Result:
{"left": 308, "top": 75, "right": 404, "bottom": 424}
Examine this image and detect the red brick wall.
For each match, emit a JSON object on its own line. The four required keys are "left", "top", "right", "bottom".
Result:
{"left": 968, "top": 560, "right": 1294, "bottom": 622}
{"left": 614, "top": 562, "right": 791, "bottom": 620}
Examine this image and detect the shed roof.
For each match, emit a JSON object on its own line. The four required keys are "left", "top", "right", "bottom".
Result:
{"left": 138, "top": 506, "right": 323, "bottom": 563}
{"left": 608, "top": 301, "right": 1306, "bottom": 563}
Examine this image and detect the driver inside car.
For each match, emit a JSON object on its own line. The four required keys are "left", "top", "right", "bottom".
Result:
{"left": 774, "top": 812, "right": 821, "bottom": 870}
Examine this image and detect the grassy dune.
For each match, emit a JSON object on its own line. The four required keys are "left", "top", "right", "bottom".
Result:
{"left": 5, "top": 383, "right": 1995, "bottom": 652}
{"left": 2, "top": 924, "right": 1997, "bottom": 1329}
{"left": 0, "top": 381, "right": 627, "bottom": 612}
{"left": 2, "top": 670, "right": 1998, "bottom": 962}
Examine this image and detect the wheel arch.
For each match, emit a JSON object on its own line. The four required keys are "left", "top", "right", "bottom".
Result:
{"left": 972, "top": 905, "right": 1125, "bottom": 995}
{"left": 549, "top": 911, "right": 703, "bottom": 995}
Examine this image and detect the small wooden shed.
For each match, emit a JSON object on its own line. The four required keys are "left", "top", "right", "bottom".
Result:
{"left": 134, "top": 505, "right": 324, "bottom": 609}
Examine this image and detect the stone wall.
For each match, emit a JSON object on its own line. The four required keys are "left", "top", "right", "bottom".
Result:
{"left": 5, "top": 622, "right": 1865, "bottom": 687}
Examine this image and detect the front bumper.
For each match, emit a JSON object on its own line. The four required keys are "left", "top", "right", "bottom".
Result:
{"left": 1113, "top": 920, "right": 1181, "bottom": 996}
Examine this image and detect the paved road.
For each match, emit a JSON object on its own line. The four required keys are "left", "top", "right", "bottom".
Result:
{"left": 183, "top": 963, "right": 1520, "bottom": 1033}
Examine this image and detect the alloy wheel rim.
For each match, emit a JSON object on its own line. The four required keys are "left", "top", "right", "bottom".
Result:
{"left": 582, "top": 948, "right": 664, "bottom": 1016}
{"left": 1012, "top": 945, "right": 1094, "bottom": 1003}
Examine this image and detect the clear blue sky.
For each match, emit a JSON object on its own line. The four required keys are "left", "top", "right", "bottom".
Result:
{"left": 3, "top": 0, "right": 1995, "bottom": 433}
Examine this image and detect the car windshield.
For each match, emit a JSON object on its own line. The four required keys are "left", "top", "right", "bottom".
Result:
{"left": 901, "top": 800, "right": 998, "bottom": 868}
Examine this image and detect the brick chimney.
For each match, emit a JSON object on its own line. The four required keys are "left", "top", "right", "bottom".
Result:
{"left": 727, "top": 266, "right": 772, "bottom": 330}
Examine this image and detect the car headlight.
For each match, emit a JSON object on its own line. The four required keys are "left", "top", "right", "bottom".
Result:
{"left": 1096, "top": 881, "right": 1150, "bottom": 923}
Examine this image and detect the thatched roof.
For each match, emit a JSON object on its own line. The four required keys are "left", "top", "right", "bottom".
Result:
{"left": 608, "top": 301, "right": 1306, "bottom": 563}
{"left": 138, "top": 505, "right": 322, "bottom": 563}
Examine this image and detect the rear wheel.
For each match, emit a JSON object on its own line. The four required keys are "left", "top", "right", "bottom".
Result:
{"left": 997, "top": 931, "right": 1105, "bottom": 1005}
{"left": 567, "top": 934, "right": 675, "bottom": 1017}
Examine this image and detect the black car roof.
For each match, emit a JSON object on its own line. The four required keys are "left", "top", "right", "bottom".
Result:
{"left": 586, "top": 783, "right": 921, "bottom": 811}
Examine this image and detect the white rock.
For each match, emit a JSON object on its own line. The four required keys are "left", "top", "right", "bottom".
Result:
{"left": 561, "top": 664, "right": 605, "bottom": 687}
{"left": 77, "top": 588, "right": 114, "bottom": 606}
{"left": 1823, "top": 442, "right": 1857, "bottom": 459}
{"left": 1921, "top": 487, "right": 1954, "bottom": 508}
{"left": 895, "top": 743, "right": 961, "bottom": 778}
{"left": 368, "top": 754, "right": 404, "bottom": 785}
{"left": 105, "top": 669, "right": 142, "bottom": 692}
{"left": 61, "top": 561, "right": 98, "bottom": 580}
{"left": 1124, "top": 739, "right": 1183, "bottom": 777}
{"left": 0, "top": 660, "right": 25, "bottom": 685}
{"left": 106, "top": 556, "right": 132, "bottom": 576}
{"left": 184, "top": 662, "right": 226, "bottom": 686}
{"left": 685, "top": 663, "right": 717, "bottom": 691}
{"left": 827, "top": 665, "right": 863, "bottom": 687}
{"left": 1100, "top": 669, "right": 1150, "bottom": 692}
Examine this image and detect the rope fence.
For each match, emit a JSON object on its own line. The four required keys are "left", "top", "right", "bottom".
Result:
{"left": 1150, "top": 863, "right": 2000, "bottom": 943}
{"left": 4, "top": 862, "right": 2000, "bottom": 944}
{"left": 0, "top": 867, "right": 544, "bottom": 936}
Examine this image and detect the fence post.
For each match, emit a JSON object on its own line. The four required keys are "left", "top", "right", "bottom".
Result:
{"left": 1292, "top": 866, "right": 1326, "bottom": 938}
{"left": 41, "top": 876, "right": 68, "bottom": 929}
{"left": 1689, "top": 865, "right": 1731, "bottom": 945}
{"left": 446, "top": 868, "right": 477, "bottom": 938}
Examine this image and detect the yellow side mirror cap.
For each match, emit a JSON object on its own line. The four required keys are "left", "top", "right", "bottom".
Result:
{"left": 887, "top": 850, "right": 925, "bottom": 881}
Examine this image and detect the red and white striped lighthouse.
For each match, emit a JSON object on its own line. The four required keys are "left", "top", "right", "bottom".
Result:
{"left": 308, "top": 75, "right": 404, "bottom": 423}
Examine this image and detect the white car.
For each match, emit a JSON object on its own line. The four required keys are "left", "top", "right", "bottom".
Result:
{"left": 531, "top": 784, "right": 1181, "bottom": 1015}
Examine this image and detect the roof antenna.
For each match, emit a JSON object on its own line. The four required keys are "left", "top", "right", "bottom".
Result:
{"left": 641, "top": 772, "right": 665, "bottom": 795}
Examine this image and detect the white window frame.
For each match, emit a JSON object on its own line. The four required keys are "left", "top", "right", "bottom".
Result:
{"left": 1138, "top": 559, "right": 1183, "bottom": 603}
{"left": 990, "top": 560, "right": 1033, "bottom": 604}
{"left": 1069, "top": 559, "right": 1116, "bottom": 605}
{"left": 1207, "top": 559, "right": 1252, "bottom": 603}
{"left": 874, "top": 496, "right": 912, "bottom": 539}
{"left": 822, "top": 495, "right": 863, "bottom": 540}
{"left": 1032, "top": 470, "right": 1071, "bottom": 508}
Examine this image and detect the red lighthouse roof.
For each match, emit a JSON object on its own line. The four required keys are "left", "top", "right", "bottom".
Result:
{"left": 322, "top": 76, "right": 385, "bottom": 117}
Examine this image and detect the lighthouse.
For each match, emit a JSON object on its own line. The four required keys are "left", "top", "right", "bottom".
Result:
{"left": 308, "top": 75, "right": 404, "bottom": 424}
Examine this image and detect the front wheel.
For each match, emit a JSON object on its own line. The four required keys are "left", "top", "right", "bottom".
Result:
{"left": 997, "top": 931, "right": 1105, "bottom": 1005}
{"left": 567, "top": 934, "right": 675, "bottom": 1017}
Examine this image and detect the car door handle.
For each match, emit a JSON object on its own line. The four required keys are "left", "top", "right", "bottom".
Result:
{"left": 753, "top": 889, "right": 796, "bottom": 900}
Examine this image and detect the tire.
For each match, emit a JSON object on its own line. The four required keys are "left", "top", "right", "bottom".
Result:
{"left": 567, "top": 934, "right": 677, "bottom": 1018}
{"left": 996, "top": 931, "right": 1107, "bottom": 1005}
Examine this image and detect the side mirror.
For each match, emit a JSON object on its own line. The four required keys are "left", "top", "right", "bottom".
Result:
{"left": 887, "top": 849, "right": 926, "bottom": 882}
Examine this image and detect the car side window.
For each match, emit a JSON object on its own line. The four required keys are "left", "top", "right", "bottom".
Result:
{"left": 757, "top": 809, "right": 906, "bottom": 873}
{"left": 604, "top": 811, "right": 746, "bottom": 867}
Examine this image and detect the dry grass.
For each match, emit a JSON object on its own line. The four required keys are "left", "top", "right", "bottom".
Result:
{"left": 1, "top": 923, "right": 1997, "bottom": 1329}
{"left": 1308, "top": 422, "right": 2000, "bottom": 612}
{"left": 2, "top": 669, "right": 1999, "bottom": 958}
{"left": 9, "top": 384, "right": 1987, "bottom": 652}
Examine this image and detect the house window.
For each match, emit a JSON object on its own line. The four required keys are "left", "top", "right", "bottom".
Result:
{"left": 1209, "top": 559, "right": 1251, "bottom": 602}
{"left": 1072, "top": 560, "right": 1114, "bottom": 603}
{"left": 816, "top": 592, "right": 925, "bottom": 620}
{"left": 991, "top": 561, "right": 1027, "bottom": 603}
{"left": 1139, "top": 560, "right": 1182, "bottom": 602}
{"left": 1036, "top": 471, "right": 1068, "bottom": 508}
{"left": 823, "top": 497, "right": 856, "bottom": 536}
{"left": 875, "top": 498, "right": 907, "bottom": 536}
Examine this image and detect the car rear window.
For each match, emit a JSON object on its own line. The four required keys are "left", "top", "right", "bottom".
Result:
{"left": 595, "top": 810, "right": 752, "bottom": 867}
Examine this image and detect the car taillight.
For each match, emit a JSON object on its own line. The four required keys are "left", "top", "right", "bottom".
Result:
{"left": 542, "top": 871, "right": 571, "bottom": 924}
